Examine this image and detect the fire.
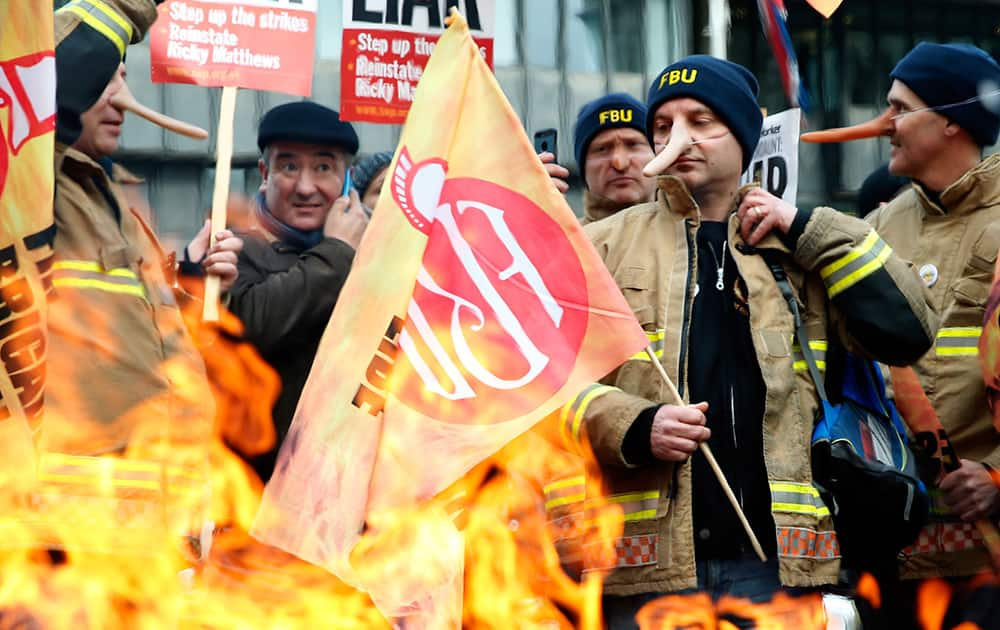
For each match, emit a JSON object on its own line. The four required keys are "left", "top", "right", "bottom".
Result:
{"left": 9, "top": 280, "right": 990, "bottom": 628}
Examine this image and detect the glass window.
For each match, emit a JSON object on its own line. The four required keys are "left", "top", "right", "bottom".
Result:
{"left": 315, "top": 5, "right": 344, "bottom": 60}
{"left": 524, "top": 0, "right": 560, "bottom": 68}
{"left": 565, "top": 0, "right": 605, "bottom": 73}
{"left": 494, "top": 1, "right": 518, "bottom": 66}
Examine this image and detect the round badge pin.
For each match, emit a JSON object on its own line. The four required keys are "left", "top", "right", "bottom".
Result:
{"left": 918, "top": 263, "right": 939, "bottom": 288}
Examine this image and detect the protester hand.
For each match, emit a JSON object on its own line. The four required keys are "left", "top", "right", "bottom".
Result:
{"left": 324, "top": 189, "right": 369, "bottom": 250}
{"left": 940, "top": 459, "right": 1000, "bottom": 522}
{"left": 203, "top": 229, "right": 243, "bottom": 294}
{"left": 539, "top": 152, "right": 569, "bottom": 194}
{"left": 650, "top": 402, "right": 710, "bottom": 462}
{"left": 737, "top": 188, "right": 798, "bottom": 246}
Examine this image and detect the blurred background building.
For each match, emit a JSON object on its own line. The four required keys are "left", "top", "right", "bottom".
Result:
{"left": 56, "top": 0, "right": 1000, "bottom": 249}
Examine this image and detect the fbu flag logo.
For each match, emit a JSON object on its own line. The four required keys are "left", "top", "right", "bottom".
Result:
{"left": 387, "top": 147, "right": 589, "bottom": 424}
{"left": 658, "top": 68, "right": 698, "bottom": 89}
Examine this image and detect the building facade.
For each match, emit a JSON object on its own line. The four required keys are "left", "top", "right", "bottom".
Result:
{"left": 62, "top": 0, "right": 1000, "bottom": 247}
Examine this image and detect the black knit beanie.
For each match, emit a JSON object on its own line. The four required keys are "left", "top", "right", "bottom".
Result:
{"left": 891, "top": 42, "right": 1000, "bottom": 147}
{"left": 645, "top": 55, "right": 763, "bottom": 170}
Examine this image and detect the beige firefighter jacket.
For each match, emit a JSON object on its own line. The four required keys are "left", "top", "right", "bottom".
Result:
{"left": 45, "top": 145, "right": 214, "bottom": 456}
{"left": 867, "top": 153, "right": 1000, "bottom": 580}
{"left": 551, "top": 175, "right": 934, "bottom": 596}
{"left": 581, "top": 190, "right": 632, "bottom": 225}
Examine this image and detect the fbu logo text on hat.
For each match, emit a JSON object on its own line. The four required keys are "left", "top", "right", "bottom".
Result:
{"left": 598, "top": 108, "right": 634, "bottom": 124}
{"left": 658, "top": 68, "right": 698, "bottom": 89}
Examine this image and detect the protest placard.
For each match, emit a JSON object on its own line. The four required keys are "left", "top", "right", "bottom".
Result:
{"left": 741, "top": 108, "right": 800, "bottom": 206}
{"left": 341, "top": 0, "right": 495, "bottom": 124}
{"left": 150, "top": 0, "right": 317, "bottom": 97}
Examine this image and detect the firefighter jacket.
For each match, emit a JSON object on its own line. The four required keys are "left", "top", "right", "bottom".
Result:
{"left": 551, "top": 175, "right": 934, "bottom": 596}
{"left": 45, "top": 147, "right": 214, "bottom": 457}
{"left": 581, "top": 190, "right": 632, "bottom": 225}
{"left": 867, "top": 153, "right": 1000, "bottom": 580}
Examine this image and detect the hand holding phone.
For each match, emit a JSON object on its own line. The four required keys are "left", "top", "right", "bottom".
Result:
{"left": 533, "top": 128, "right": 558, "bottom": 162}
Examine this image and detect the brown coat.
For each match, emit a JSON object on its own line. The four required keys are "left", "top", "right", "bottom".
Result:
{"left": 868, "top": 153, "right": 1000, "bottom": 579}
{"left": 554, "top": 175, "right": 934, "bottom": 595}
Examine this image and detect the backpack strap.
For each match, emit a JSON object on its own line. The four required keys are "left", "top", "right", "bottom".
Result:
{"left": 759, "top": 250, "right": 828, "bottom": 402}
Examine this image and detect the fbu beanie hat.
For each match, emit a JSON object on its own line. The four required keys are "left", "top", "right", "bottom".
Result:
{"left": 646, "top": 55, "right": 763, "bottom": 170}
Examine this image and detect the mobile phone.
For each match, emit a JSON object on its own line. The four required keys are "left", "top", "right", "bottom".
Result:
{"left": 342, "top": 167, "right": 353, "bottom": 197}
{"left": 533, "top": 128, "right": 558, "bottom": 161}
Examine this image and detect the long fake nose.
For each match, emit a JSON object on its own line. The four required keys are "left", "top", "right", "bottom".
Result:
{"left": 642, "top": 124, "right": 692, "bottom": 177}
{"left": 109, "top": 82, "right": 208, "bottom": 140}
{"left": 800, "top": 108, "right": 895, "bottom": 143}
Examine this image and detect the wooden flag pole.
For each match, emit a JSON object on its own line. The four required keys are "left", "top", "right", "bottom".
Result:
{"left": 202, "top": 85, "right": 238, "bottom": 322}
{"left": 644, "top": 345, "right": 768, "bottom": 562}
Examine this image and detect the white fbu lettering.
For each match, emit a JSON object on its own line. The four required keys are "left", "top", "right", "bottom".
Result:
{"left": 398, "top": 164, "right": 563, "bottom": 400}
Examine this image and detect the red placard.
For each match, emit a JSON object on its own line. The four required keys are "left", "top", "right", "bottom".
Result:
{"left": 340, "top": 1, "right": 495, "bottom": 124}
{"left": 150, "top": 0, "right": 316, "bottom": 97}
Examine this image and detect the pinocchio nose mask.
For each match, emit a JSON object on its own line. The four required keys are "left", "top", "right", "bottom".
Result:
{"left": 799, "top": 109, "right": 895, "bottom": 143}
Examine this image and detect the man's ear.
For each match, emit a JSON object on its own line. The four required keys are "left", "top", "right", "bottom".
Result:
{"left": 258, "top": 158, "right": 268, "bottom": 182}
{"left": 943, "top": 119, "right": 963, "bottom": 138}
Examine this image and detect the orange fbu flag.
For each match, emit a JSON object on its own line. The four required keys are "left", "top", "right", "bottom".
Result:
{"left": 0, "top": 3, "right": 56, "bottom": 487}
{"left": 980, "top": 253, "right": 1000, "bottom": 431}
{"left": 252, "top": 9, "right": 647, "bottom": 621}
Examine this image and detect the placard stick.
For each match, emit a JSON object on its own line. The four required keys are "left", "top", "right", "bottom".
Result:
{"left": 203, "top": 86, "right": 238, "bottom": 322}
{"left": 645, "top": 345, "right": 767, "bottom": 562}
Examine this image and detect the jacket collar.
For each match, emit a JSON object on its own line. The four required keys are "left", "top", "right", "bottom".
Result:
{"left": 914, "top": 153, "right": 1000, "bottom": 217}
{"left": 582, "top": 190, "right": 632, "bottom": 223}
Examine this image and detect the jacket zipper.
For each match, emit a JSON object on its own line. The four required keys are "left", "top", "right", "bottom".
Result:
{"left": 730, "top": 383, "right": 744, "bottom": 508}
{"left": 677, "top": 223, "right": 695, "bottom": 399}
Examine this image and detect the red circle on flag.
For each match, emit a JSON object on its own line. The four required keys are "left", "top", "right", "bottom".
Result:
{"left": 392, "top": 178, "right": 589, "bottom": 425}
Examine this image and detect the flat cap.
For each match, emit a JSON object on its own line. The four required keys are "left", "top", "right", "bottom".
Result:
{"left": 257, "top": 101, "right": 359, "bottom": 154}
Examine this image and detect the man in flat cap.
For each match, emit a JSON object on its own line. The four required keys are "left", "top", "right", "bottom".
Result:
{"left": 228, "top": 101, "right": 369, "bottom": 482}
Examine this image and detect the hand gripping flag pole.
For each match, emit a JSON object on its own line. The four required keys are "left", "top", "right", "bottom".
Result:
{"left": 645, "top": 346, "right": 768, "bottom": 562}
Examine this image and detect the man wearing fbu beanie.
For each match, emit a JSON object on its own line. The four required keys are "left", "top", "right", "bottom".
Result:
{"left": 572, "top": 93, "right": 656, "bottom": 224}
{"left": 862, "top": 42, "right": 1000, "bottom": 630}
{"left": 558, "top": 55, "right": 933, "bottom": 628}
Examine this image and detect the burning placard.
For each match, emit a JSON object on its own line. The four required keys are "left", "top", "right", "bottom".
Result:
{"left": 340, "top": 0, "right": 495, "bottom": 123}
{"left": 150, "top": 0, "right": 316, "bottom": 97}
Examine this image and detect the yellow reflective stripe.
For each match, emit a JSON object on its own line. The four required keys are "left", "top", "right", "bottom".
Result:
{"left": 937, "top": 327, "right": 982, "bottom": 337}
{"left": 561, "top": 384, "right": 616, "bottom": 444}
{"left": 545, "top": 493, "right": 586, "bottom": 510}
{"left": 59, "top": 0, "right": 133, "bottom": 57}
{"left": 820, "top": 231, "right": 879, "bottom": 279}
{"left": 543, "top": 475, "right": 586, "bottom": 510}
{"left": 827, "top": 239, "right": 893, "bottom": 297}
{"left": 54, "top": 277, "right": 146, "bottom": 298}
{"left": 543, "top": 476, "right": 585, "bottom": 494}
{"left": 623, "top": 510, "right": 657, "bottom": 522}
{"left": 791, "top": 340, "right": 827, "bottom": 372}
{"left": 53, "top": 260, "right": 139, "bottom": 279}
{"left": 631, "top": 329, "right": 665, "bottom": 360}
{"left": 772, "top": 502, "right": 831, "bottom": 517}
{"left": 936, "top": 327, "right": 981, "bottom": 357}
{"left": 769, "top": 481, "right": 831, "bottom": 517}
{"left": 770, "top": 481, "right": 821, "bottom": 495}
{"left": 608, "top": 490, "right": 659, "bottom": 504}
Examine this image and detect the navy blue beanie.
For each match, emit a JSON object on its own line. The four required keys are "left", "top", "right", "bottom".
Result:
{"left": 257, "top": 101, "right": 359, "bottom": 154}
{"left": 353, "top": 151, "right": 393, "bottom": 197}
{"left": 573, "top": 93, "right": 648, "bottom": 172}
{"left": 891, "top": 43, "right": 1000, "bottom": 147}
{"left": 645, "top": 56, "right": 763, "bottom": 170}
